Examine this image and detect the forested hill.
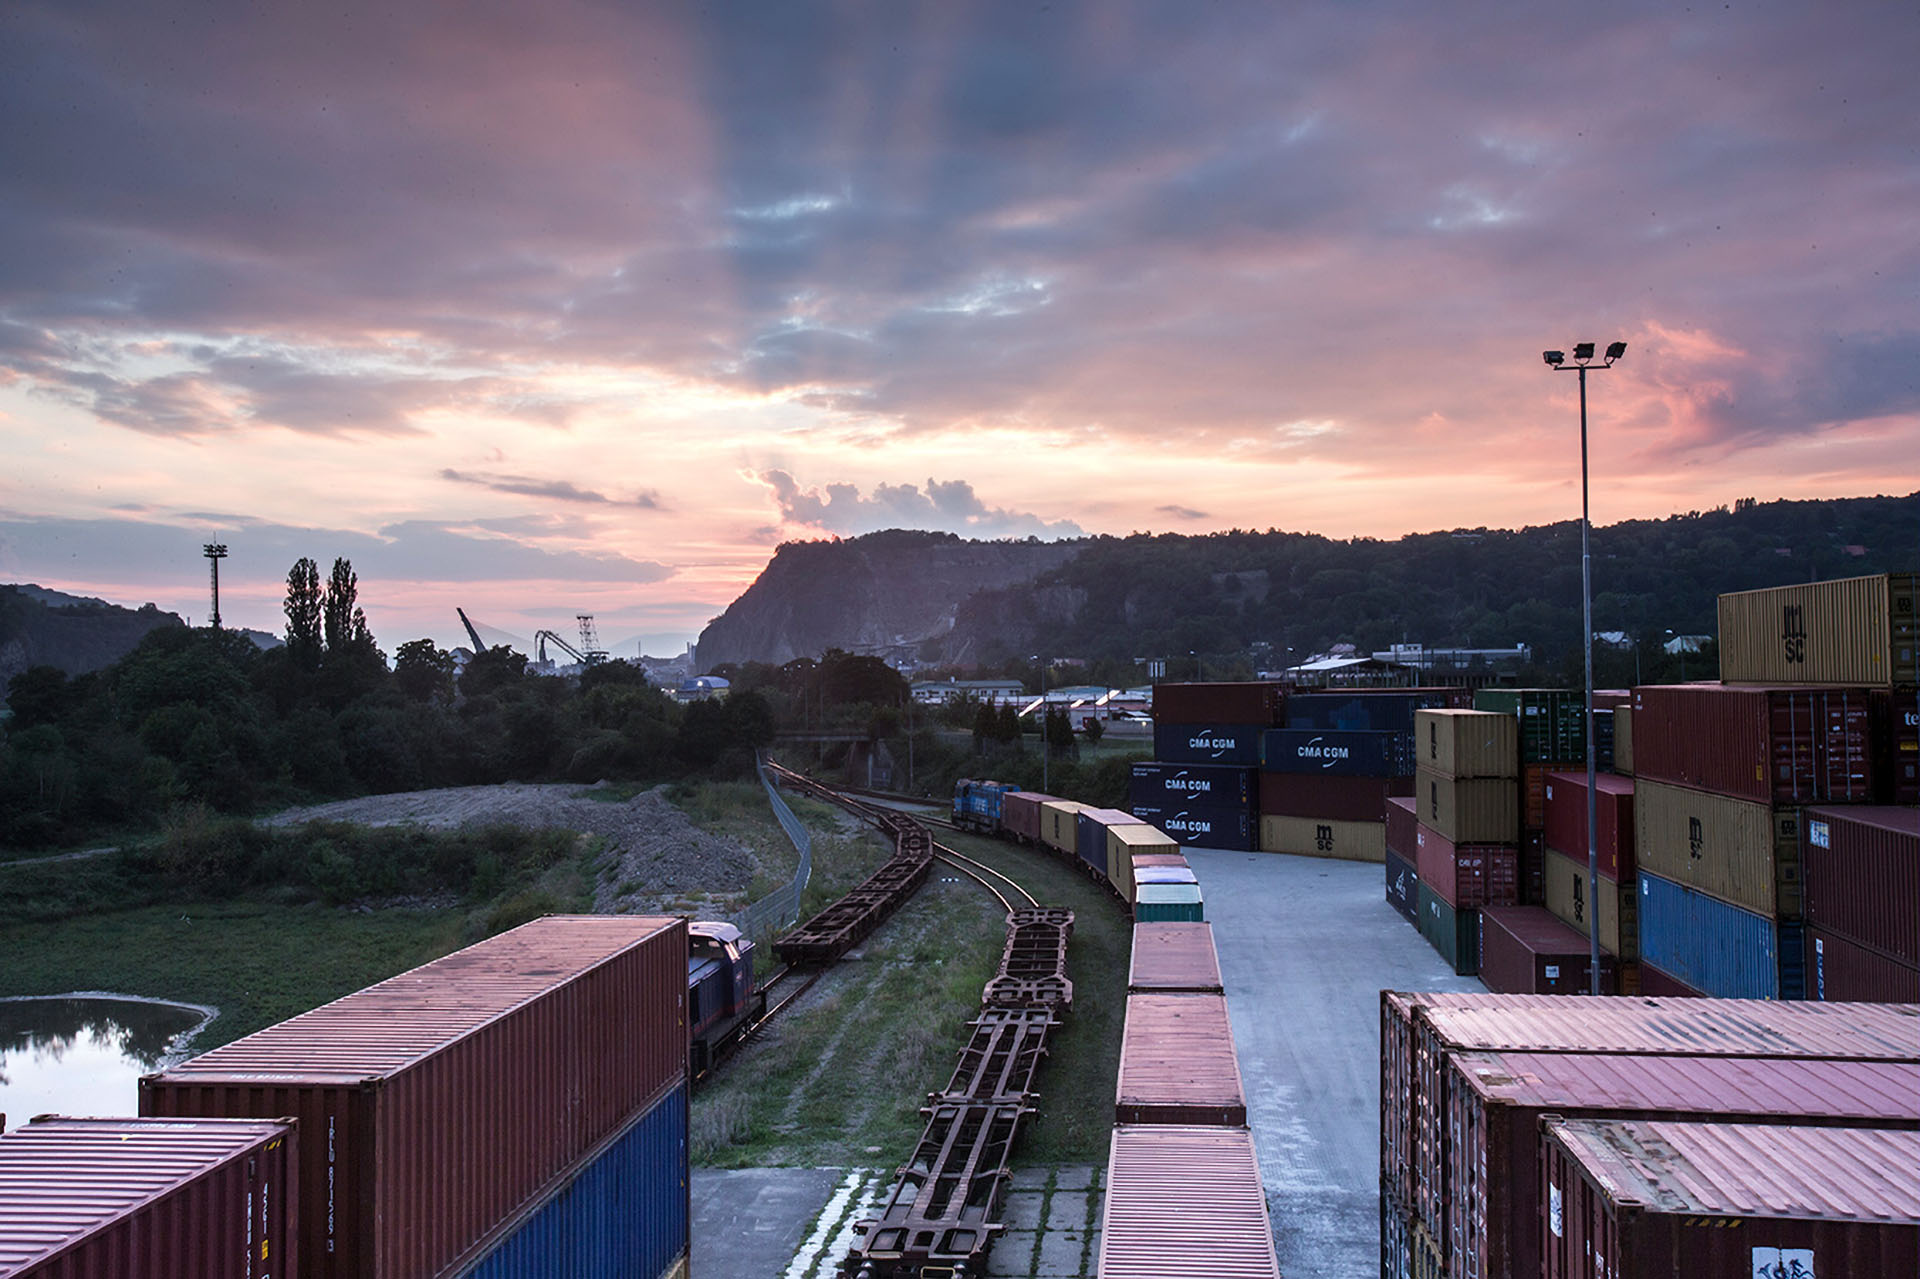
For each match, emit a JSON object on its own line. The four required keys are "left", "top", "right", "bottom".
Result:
{"left": 0, "top": 585, "right": 186, "bottom": 690}
{"left": 696, "top": 493, "right": 1917, "bottom": 671}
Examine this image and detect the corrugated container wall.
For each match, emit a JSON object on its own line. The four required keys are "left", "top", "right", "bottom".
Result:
{"left": 1150, "top": 681, "right": 1286, "bottom": 725}
{"left": 999, "top": 791, "right": 1057, "bottom": 844}
{"left": 1633, "top": 778, "right": 1801, "bottom": 918}
{"left": 1542, "top": 770, "right": 1635, "bottom": 880}
{"left": 1260, "top": 728, "right": 1414, "bottom": 777}
{"left": 1038, "top": 800, "right": 1090, "bottom": 855}
{"left": 1631, "top": 684, "right": 1874, "bottom": 804}
{"left": 1127, "top": 922, "right": 1224, "bottom": 994}
{"left": 1869, "top": 688, "right": 1918, "bottom": 803}
{"left": 1637, "top": 871, "right": 1801, "bottom": 1000}
{"left": 1803, "top": 806, "right": 1920, "bottom": 965}
{"left": 1152, "top": 722, "right": 1265, "bottom": 766}
{"left": 1417, "top": 882, "right": 1480, "bottom": 975}
{"left": 1386, "top": 795, "right": 1418, "bottom": 859}
{"left": 141, "top": 915, "right": 686, "bottom": 1279}
{"left": 1108, "top": 823, "right": 1178, "bottom": 901}
{"left": 0, "top": 1117, "right": 297, "bottom": 1279}
{"left": 1127, "top": 803, "right": 1255, "bottom": 850}
{"left": 1385, "top": 848, "right": 1420, "bottom": 923}
{"left": 1471, "top": 689, "right": 1585, "bottom": 764}
{"left": 1256, "top": 772, "right": 1408, "bottom": 821}
{"left": 1414, "top": 825, "right": 1518, "bottom": 910}
{"left": 1612, "top": 706, "right": 1633, "bottom": 774}
{"left": 1476, "top": 905, "right": 1614, "bottom": 995}
{"left": 1286, "top": 688, "right": 1471, "bottom": 733}
{"left": 1099, "top": 1126, "right": 1281, "bottom": 1279}
{"left": 1133, "top": 883, "right": 1205, "bottom": 922}
{"left": 1544, "top": 845, "right": 1637, "bottom": 960}
{"left": 1259, "top": 815, "right": 1386, "bottom": 862}
{"left": 1808, "top": 927, "right": 1920, "bottom": 1003}
{"left": 1416, "top": 709, "right": 1519, "bottom": 779}
{"left": 1717, "top": 572, "right": 1918, "bottom": 686}
{"left": 1115, "top": 995, "right": 1247, "bottom": 1125}
{"left": 1076, "top": 807, "right": 1138, "bottom": 871}
{"left": 1127, "top": 762, "right": 1256, "bottom": 810}
{"left": 1415, "top": 768, "right": 1520, "bottom": 844}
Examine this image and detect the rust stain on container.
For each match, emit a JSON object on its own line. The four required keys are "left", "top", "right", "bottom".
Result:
{"left": 1128, "top": 922, "right": 1224, "bottom": 993}
{"left": 1099, "top": 1125, "right": 1281, "bottom": 1279}
{"left": 1116, "top": 994, "right": 1246, "bottom": 1125}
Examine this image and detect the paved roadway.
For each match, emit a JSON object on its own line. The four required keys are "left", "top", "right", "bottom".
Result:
{"left": 1185, "top": 848, "right": 1484, "bottom": 1279}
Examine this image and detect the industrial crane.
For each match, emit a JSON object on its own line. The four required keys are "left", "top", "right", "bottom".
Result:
{"left": 456, "top": 607, "right": 489, "bottom": 654}
{"left": 536, "top": 614, "right": 608, "bottom": 667}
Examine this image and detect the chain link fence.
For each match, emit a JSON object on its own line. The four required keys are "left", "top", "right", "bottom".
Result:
{"left": 733, "top": 753, "right": 812, "bottom": 939}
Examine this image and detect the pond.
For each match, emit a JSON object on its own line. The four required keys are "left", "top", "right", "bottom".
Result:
{"left": 0, "top": 995, "right": 215, "bottom": 1126}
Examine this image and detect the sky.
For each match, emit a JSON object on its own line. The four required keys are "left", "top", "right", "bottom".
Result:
{"left": 2, "top": 1, "right": 1916, "bottom": 657}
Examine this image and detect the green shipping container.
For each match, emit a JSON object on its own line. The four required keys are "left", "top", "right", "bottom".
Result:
{"left": 1472, "top": 688, "right": 1587, "bottom": 765}
{"left": 1135, "top": 883, "right": 1205, "bottom": 922}
{"left": 1417, "top": 882, "right": 1480, "bottom": 975}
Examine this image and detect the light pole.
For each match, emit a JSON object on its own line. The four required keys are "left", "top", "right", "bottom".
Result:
{"left": 1032, "top": 654, "right": 1050, "bottom": 793}
{"left": 1543, "top": 340, "right": 1625, "bottom": 997}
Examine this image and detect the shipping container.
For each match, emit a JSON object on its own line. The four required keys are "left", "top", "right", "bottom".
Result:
{"left": 1285, "top": 688, "right": 1470, "bottom": 733}
{"left": 0, "top": 1117, "right": 297, "bottom": 1279}
{"left": 1612, "top": 705, "right": 1633, "bottom": 774}
{"left": 1386, "top": 848, "right": 1420, "bottom": 924}
{"left": 1476, "top": 905, "right": 1614, "bottom": 996}
{"left": 1414, "top": 824, "right": 1518, "bottom": 909}
{"left": 1126, "top": 803, "right": 1255, "bottom": 850}
{"left": 1450, "top": 1054, "right": 1920, "bottom": 1279}
{"left": 1544, "top": 843, "right": 1637, "bottom": 960}
{"left": 1471, "top": 688, "right": 1586, "bottom": 764}
{"left": 1415, "top": 709, "right": 1519, "bottom": 779}
{"left": 1631, "top": 683, "right": 1873, "bottom": 804}
{"left": 142, "top": 915, "right": 686, "bottom": 1279}
{"left": 1869, "top": 687, "right": 1918, "bottom": 804}
{"left": 1592, "top": 707, "right": 1615, "bottom": 773}
{"left": 1717, "top": 572, "right": 1918, "bottom": 687}
{"left": 1255, "top": 771, "right": 1408, "bottom": 821}
{"left": 1115, "top": 994, "right": 1246, "bottom": 1125}
{"left": 1127, "top": 922, "right": 1224, "bottom": 994}
{"left": 1415, "top": 767, "right": 1520, "bottom": 844}
{"left": 1803, "top": 805, "right": 1919, "bottom": 965}
{"left": 1637, "top": 870, "right": 1803, "bottom": 1000}
{"left": 1134, "top": 883, "right": 1204, "bottom": 922}
{"left": 1077, "top": 807, "right": 1140, "bottom": 872}
{"left": 1382, "top": 991, "right": 1484, "bottom": 1212}
{"left": 1520, "top": 763, "right": 1550, "bottom": 828}
{"left": 1382, "top": 1181, "right": 1414, "bottom": 1279}
{"left": 1542, "top": 770, "right": 1635, "bottom": 881}
{"left": 1633, "top": 777, "right": 1801, "bottom": 918}
{"left": 1417, "top": 882, "right": 1480, "bottom": 975}
{"left": 1133, "top": 863, "right": 1198, "bottom": 887}
{"left": 1260, "top": 728, "right": 1415, "bottom": 777}
{"left": 1258, "top": 814, "right": 1386, "bottom": 861}
{"left": 1108, "top": 822, "right": 1179, "bottom": 902}
{"left": 1519, "top": 829, "right": 1545, "bottom": 907}
{"left": 1152, "top": 721, "right": 1265, "bottom": 766}
{"left": 1387, "top": 795, "right": 1418, "bottom": 860}
{"left": 1808, "top": 926, "right": 1920, "bottom": 1003}
{"left": 1540, "top": 1118, "right": 1919, "bottom": 1279}
{"left": 1127, "top": 762, "right": 1256, "bottom": 809}
{"left": 999, "top": 790, "right": 1059, "bottom": 844}
{"left": 1038, "top": 799, "right": 1091, "bottom": 856}
{"left": 1636, "top": 960, "right": 1704, "bottom": 998}
{"left": 458, "top": 1082, "right": 687, "bottom": 1279}
{"left": 1151, "top": 680, "right": 1286, "bottom": 725}
{"left": 1098, "top": 1126, "right": 1280, "bottom": 1279}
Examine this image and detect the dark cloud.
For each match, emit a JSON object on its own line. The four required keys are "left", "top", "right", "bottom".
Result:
{"left": 441, "top": 469, "right": 662, "bottom": 508}
{"left": 1157, "top": 505, "right": 1207, "bottom": 520}
{"left": 757, "top": 470, "right": 1082, "bottom": 539}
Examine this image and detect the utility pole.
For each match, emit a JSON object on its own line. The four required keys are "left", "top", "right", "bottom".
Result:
{"left": 203, "top": 544, "right": 228, "bottom": 629}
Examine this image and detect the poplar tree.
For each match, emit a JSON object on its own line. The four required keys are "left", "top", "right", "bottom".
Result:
{"left": 284, "top": 557, "right": 323, "bottom": 666}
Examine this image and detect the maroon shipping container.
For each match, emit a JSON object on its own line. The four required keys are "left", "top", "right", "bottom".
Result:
{"left": 1803, "top": 805, "right": 1919, "bottom": 966}
{"left": 1540, "top": 1119, "right": 1919, "bottom": 1279}
{"left": 1541, "top": 770, "right": 1634, "bottom": 880}
{"left": 1000, "top": 790, "right": 1059, "bottom": 844}
{"left": 1636, "top": 960, "right": 1704, "bottom": 998}
{"left": 1520, "top": 764, "right": 1550, "bottom": 828}
{"left": 1386, "top": 795, "right": 1418, "bottom": 859}
{"left": 1115, "top": 993, "right": 1246, "bottom": 1125}
{"left": 1520, "top": 829, "right": 1545, "bottom": 907}
{"left": 1258, "top": 771, "right": 1411, "bottom": 821}
{"left": 1152, "top": 681, "right": 1286, "bottom": 725}
{"left": 1870, "top": 687, "right": 1919, "bottom": 803}
{"left": 1477, "top": 906, "right": 1616, "bottom": 996}
{"left": 0, "top": 1116, "right": 297, "bottom": 1279}
{"left": 1382, "top": 991, "right": 1499, "bottom": 1213}
{"left": 1415, "top": 823, "right": 1518, "bottom": 909}
{"left": 1631, "top": 683, "right": 1873, "bottom": 804}
{"left": 1809, "top": 925, "right": 1920, "bottom": 1003}
{"left": 142, "top": 915, "right": 686, "bottom": 1279}
{"left": 1127, "top": 922, "right": 1224, "bottom": 993}
{"left": 1099, "top": 1125, "right": 1280, "bottom": 1279}
{"left": 1449, "top": 1055, "right": 1920, "bottom": 1279}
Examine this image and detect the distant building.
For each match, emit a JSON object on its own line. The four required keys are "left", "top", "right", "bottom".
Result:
{"left": 1285, "top": 655, "right": 1421, "bottom": 687}
{"left": 911, "top": 678, "right": 1027, "bottom": 707}
{"left": 1663, "top": 634, "right": 1712, "bottom": 655}
{"left": 1373, "top": 643, "right": 1534, "bottom": 670}
{"left": 677, "top": 675, "right": 731, "bottom": 702}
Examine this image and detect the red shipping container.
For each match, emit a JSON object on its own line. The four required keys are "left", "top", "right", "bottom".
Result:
{"left": 1449, "top": 1055, "right": 1920, "bottom": 1279}
{"left": 1115, "top": 994, "right": 1246, "bottom": 1125}
{"left": 1636, "top": 960, "right": 1704, "bottom": 998}
{"left": 1415, "top": 823, "right": 1518, "bottom": 909}
{"left": 1100, "top": 1126, "right": 1281, "bottom": 1279}
{"left": 1386, "top": 795, "right": 1418, "bottom": 860}
{"left": 1127, "top": 922, "right": 1223, "bottom": 994}
{"left": 142, "top": 915, "right": 687, "bottom": 1279}
{"left": 1540, "top": 1119, "right": 1919, "bottom": 1279}
{"left": 1521, "top": 763, "right": 1550, "bottom": 828}
{"left": 1803, "top": 805, "right": 1919, "bottom": 966}
{"left": 1259, "top": 771, "right": 1411, "bottom": 821}
{"left": 1477, "top": 905, "right": 1616, "bottom": 996}
{"left": 1869, "top": 687, "right": 1918, "bottom": 803}
{"left": 1808, "top": 925, "right": 1920, "bottom": 1003}
{"left": 1000, "top": 790, "right": 1059, "bottom": 844}
{"left": 1152, "top": 681, "right": 1285, "bottom": 724}
{"left": 1542, "top": 770, "right": 1635, "bottom": 880}
{"left": 0, "top": 1117, "right": 297, "bottom": 1279}
{"left": 1631, "top": 684, "right": 1873, "bottom": 804}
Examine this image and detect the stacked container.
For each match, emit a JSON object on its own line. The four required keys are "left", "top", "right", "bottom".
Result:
{"left": 1411, "top": 710, "right": 1520, "bottom": 975}
{"left": 1540, "top": 769, "right": 1638, "bottom": 992}
{"left": 1150, "top": 682, "right": 1284, "bottom": 768}
{"left": 1802, "top": 806, "right": 1920, "bottom": 1002}
{"left": 1128, "top": 762, "right": 1257, "bottom": 850}
{"left": 1385, "top": 795, "right": 1420, "bottom": 924}
{"left": 1471, "top": 689, "right": 1586, "bottom": 903}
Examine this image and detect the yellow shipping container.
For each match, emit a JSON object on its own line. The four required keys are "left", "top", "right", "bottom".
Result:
{"left": 1632, "top": 778, "right": 1802, "bottom": 919}
{"left": 1543, "top": 845, "right": 1639, "bottom": 960}
{"left": 1612, "top": 707, "right": 1633, "bottom": 776}
{"left": 1415, "top": 709, "right": 1519, "bottom": 779}
{"left": 1040, "top": 800, "right": 1091, "bottom": 856}
{"left": 1717, "top": 572, "right": 1917, "bottom": 686}
{"left": 1108, "top": 822, "right": 1178, "bottom": 903}
{"left": 1413, "top": 767, "right": 1520, "bottom": 845}
{"left": 1258, "top": 815, "right": 1386, "bottom": 862}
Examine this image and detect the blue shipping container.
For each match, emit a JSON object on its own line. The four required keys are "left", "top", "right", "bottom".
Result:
{"left": 1127, "top": 804, "right": 1256, "bottom": 851}
{"left": 1152, "top": 722, "right": 1265, "bottom": 766}
{"left": 1260, "top": 729, "right": 1415, "bottom": 778}
{"left": 1076, "top": 808, "right": 1136, "bottom": 870}
{"left": 1636, "top": 873, "right": 1803, "bottom": 1000}
{"left": 461, "top": 1081, "right": 689, "bottom": 1279}
{"left": 1285, "top": 692, "right": 1456, "bottom": 734}
{"left": 1128, "top": 762, "right": 1256, "bottom": 809}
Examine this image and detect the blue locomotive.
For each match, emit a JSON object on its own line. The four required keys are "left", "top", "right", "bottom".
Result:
{"left": 688, "top": 920, "right": 764, "bottom": 1071}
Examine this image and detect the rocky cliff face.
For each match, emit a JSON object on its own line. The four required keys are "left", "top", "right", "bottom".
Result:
{"left": 0, "top": 585, "right": 187, "bottom": 694}
{"left": 695, "top": 530, "right": 1084, "bottom": 668}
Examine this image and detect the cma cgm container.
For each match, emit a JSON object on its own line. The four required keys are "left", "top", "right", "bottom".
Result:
{"left": 1260, "top": 728, "right": 1415, "bottom": 777}
{"left": 1631, "top": 684, "right": 1873, "bottom": 804}
{"left": 0, "top": 1117, "right": 297, "bottom": 1279}
{"left": 1128, "top": 761, "right": 1256, "bottom": 809}
{"left": 1415, "top": 824, "right": 1518, "bottom": 909}
{"left": 1633, "top": 778, "right": 1802, "bottom": 918}
{"left": 1415, "top": 768, "right": 1520, "bottom": 844}
{"left": 1385, "top": 848, "right": 1420, "bottom": 923}
{"left": 1285, "top": 688, "right": 1468, "bottom": 733}
{"left": 1542, "top": 770, "right": 1634, "bottom": 881}
{"left": 1115, "top": 994, "right": 1247, "bottom": 1125}
{"left": 1637, "top": 871, "right": 1803, "bottom": 1000}
{"left": 1151, "top": 680, "right": 1285, "bottom": 725}
{"left": 1476, "top": 905, "right": 1614, "bottom": 995}
{"left": 1127, "top": 803, "right": 1254, "bottom": 850}
{"left": 1127, "top": 922, "right": 1224, "bottom": 994}
{"left": 1544, "top": 845, "right": 1638, "bottom": 960}
{"left": 1256, "top": 772, "right": 1408, "bottom": 821}
{"left": 1717, "top": 571, "right": 1918, "bottom": 687}
{"left": 1099, "top": 1126, "right": 1280, "bottom": 1279}
{"left": 143, "top": 915, "right": 686, "bottom": 1279}
{"left": 1803, "top": 805, "right": 1919, "bottom": 966}
{"left": 1808, "top": 926, "right": 1920, "bottom": 1003}
{"left": 1152, "top": 721, "right": 1265, "bottom": 765}
{"left": 1540, "top": 1119, "right": 1919, "bottom": 1279}
{"left": 1259, "top": 814, "right": 1386, "bottom": 861}
{"left": 1471, "top": 689, "right": 1585, "bottom": 764}
{"left": 1415, "top": 709, "right": 1519, "bottom": 779}
{"left": 1417, "top": 882, "right": 1480, "bottom": 975}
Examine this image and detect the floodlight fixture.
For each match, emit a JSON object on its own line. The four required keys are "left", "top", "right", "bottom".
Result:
{"left": 1573, "top": 341, "right": 1596, "bottom": 361}
{"left": 1605, "top": 341, "right": 1627, "bottom": 362}
{"left": 1543, "top": 350, "right": 1565, "bottom": 366}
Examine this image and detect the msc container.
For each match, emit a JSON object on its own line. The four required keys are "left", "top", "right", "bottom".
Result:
{"left": 1285, "top": 688, "right": 1470, "bottom": 733}
{"left": 1128, "top": 762, "right": 1256, "bottom": 809}
{"left": 1108, "top": 823, "right": 1178, "bottom": 902}
{"left": 1632, "top": 683, "right": 1873, "bottom": 804}
{"left": 1076, "top": 807, "right": 1140, "bottom": 872}
{"left": 1476, "top": 905, "right": 1615, "bottom": 995}
{"left": 1151, "top": 722, "right": 1265, "bottom": 766}
{"left": 458, "top": 1082, "right": 688, "bottom": 1279}
{"left": 1415, "top": 767, "right": 1520, "bottom": 844}
{"left": 0, "top": 1117, "right": 297, "bottom": 1279}
{"left": 1542, "top": 770, "right": 1635, "bottom": 881}
{"left": 1471, "top": 688, "right": 1585, "bottom": 764}
{"left": 1717, "top": 571, "right": 1919, "bottom": 687}
{"left": 1099, "top": 1126, "right": 1280, "bottom": 1279}
{"left": 1038, "top": 799, "right": 1091, "bottom": 856}
{"left": 1126, "top": 803, "right": 1255, "bottom": 850}
{"left": 1258, "top": 814, "right": 1386, "bottom": 862}
{"left": 1451, "top": 1054, "right": 1920, "bottom": 1279}
{"left": 1415, "top": 709, "right": 1519, "bottom": 779}
{"left": 1417, "top": 882, "right": 1480, "bottom": 975}
{"left": 1803, "top": 805, "right": 1919, "bottom": 965}
{"left": 1869, "top": 687, "right": 1918, "bottom": 803}
{"left": 1414, "top": 824, "right": 1518, "bottom": 909}
{"left": 1256, "top": 771, "right": 1407, "bottom": 821}
{"left": 1633, "top": 777, "right": 1801, "bottom": 918}
{"left": 1808, "top": 926, "right": 1920, "bottom": 1003}
{"left": 142, "top": 915, "right": 686, "bottom": 1279}
{"left": 999, "top": 790, "right": 1059, "bottom": 844}
{"left": 1544, "top": 844, "right": 1638, "bottom": 960}
{"left": 1539, "top": 1119, "right": 1919, "bottom": 1279}
{"left": 1127, "top": 922, "right": 1224, "bottom": 994}
{"left": 1387, "top": 795, "right": 1419, "bottom": 859}
{"left": 1134, "top": 883, "right": 1204, "bottom": 922}
{"left": 1386, "top": 848, "right": 1420, "bottom": 924}
{"left": 1259, "top": 728, "right": 1414, "bottom": 777}
{"left": 1115, "top": 994, "right": 1246, "bottom": 1125}
{"left": 1637, "top": 870, "right": 1802, "bottom": 1000}
{"left": 1151, "top": 680, "right": 1285, "bottom": 725}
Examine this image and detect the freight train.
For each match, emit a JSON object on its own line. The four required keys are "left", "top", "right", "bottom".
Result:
{"left": 687, "top": 920, "right": 764, "bottom": 1072}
